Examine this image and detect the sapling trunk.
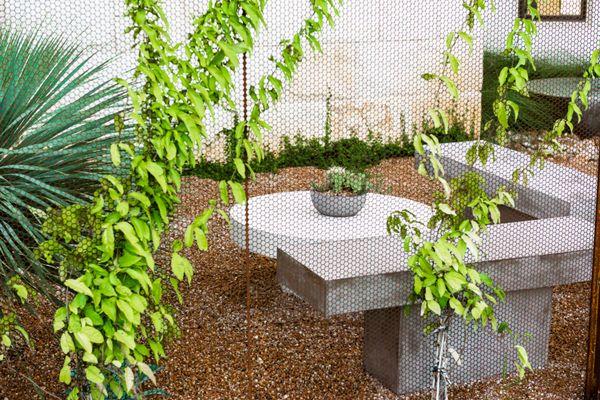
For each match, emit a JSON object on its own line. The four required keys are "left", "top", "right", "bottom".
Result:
{"left": 432, "top": 312, "right": 453, "bottom": 400}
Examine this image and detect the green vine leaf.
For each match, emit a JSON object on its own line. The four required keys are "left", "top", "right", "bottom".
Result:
{"left": 64, "top": 279, "right": 93, "bottom": 297}
{"left": 59, "top": 357, "right": 72, "bottom": 385}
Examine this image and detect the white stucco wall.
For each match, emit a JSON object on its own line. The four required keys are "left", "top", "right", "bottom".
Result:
{"left": 241, "top": 0, "right": 484, "bottom": 159}
{"left": 1, "top": 1, "right": 484, "bottom": 160}
{"left": 484, "top": 0, "right": 599, "bottom": 62}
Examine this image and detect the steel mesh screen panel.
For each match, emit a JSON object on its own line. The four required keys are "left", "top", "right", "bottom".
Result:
{"left": 0, "top": 1, "right": 598, "bottom": 399}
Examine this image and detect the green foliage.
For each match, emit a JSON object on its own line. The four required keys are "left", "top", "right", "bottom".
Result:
{"left": 14, "top": 0, "right": 593, "bottom": 397}
{"left": 0, "top": 27, "right": 128, "bottom": 297}
{"left": 428, "top": 172, "right": 510, "bottom": 230}
{"left": 195, "top": 69, "right": 472, "bottom": 183}
{"left": 481, "top": 51, "right": 587, "bottom": 133}
{"left": 39, "top": 0, "right": 258, "bottom": 392}
{"left": 36, "top": 0, "right": 342, "bottom": 398}
{"left": 410, "top": 2, "right": 597, "bottom": 392}
{"left": 268, "top": 133, "right": 412, "bottom": 170}
{"left": 480, "top": 0, "right": 540, "bottom": 147}
{"left": 36, "top": 205, "right": 103, "bottom": 281}
{"left": 0, "top": 278, "right": 30, "bottom": 362}
{"left": 0, "top": 311, "right": 24, "bottom": 361}
{"left": 312, "top": 167, "right": 372, "bottom": 195}
{"left": 225, "top": 0, "right": 343, "bottom": 184}
{"left": 388, "top": 173, "right": 516, "bottom": 328}
{"left": 190, "top": 134, "right": 407, "bottom": 180}
{"left": 412, "top": 0, "right": 597, "bottom": 390}
{"left": 387, "top": 179, "right": 524, "bottom": 379}
{"left": 510, "top": 49, "right": 599, "bottom": 184}
{"left": 96, "top": 364, "right": 168, "bottom": 399}
{"left": 479, "top": 2, "right": 597, "bottom": 187}
{"left": 406, "top": 2, "right": 543, "bottom": 393}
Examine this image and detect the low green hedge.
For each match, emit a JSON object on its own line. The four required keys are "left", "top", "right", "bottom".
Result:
{"left": 186, "top": 122, "right": 472, "bottom": 181}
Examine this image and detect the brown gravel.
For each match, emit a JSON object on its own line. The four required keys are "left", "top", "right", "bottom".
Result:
{"left": 0, "top": 155, "right": 596, "bottom": 400}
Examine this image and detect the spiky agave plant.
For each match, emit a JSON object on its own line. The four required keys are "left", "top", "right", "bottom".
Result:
{"left": 0, "top": 27, "right": 128, "bottom": 298}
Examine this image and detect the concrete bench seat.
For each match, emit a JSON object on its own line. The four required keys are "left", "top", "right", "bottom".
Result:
{"left": 431, "top": 141, "right": 597, "bottom": 221}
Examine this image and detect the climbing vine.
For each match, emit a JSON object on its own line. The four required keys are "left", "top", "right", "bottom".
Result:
{"left": 225, "top": 0, "right": 341, "bottom": 185}
{"left": 390, "top": 0, "right": 598, "bottom": 398}
{"left": 37, "top": 0, "right": 341, "bottom": 398}
{"left": 512, "top": 47, "right": 600, "bottom": 183}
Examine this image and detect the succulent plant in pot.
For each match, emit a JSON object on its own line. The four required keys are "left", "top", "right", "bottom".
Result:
{"left": 310, "top": 167, "right": 373, "bottom": 217}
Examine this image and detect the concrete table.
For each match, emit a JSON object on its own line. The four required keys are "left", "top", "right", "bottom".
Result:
{"left": 230, "top": 192, "right": 432, "bottom": 258}
{"left": 230, "top": 144, "right": 595, "bottom": 394}
{"left": 277, "top": 216, "right": 593, "bottom": 394}
{"left": 528, "top": 77, "right": 599, "bottom": 137}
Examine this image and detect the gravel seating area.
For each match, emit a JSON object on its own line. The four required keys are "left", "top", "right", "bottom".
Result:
{"left": 0, "top": 155, "right": 596, "bottom": 400}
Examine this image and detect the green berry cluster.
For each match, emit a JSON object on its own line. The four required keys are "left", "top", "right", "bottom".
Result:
{"left": 0, "top": 311, "right": 16, "bottom": 327}
{"left": 42, "top": 205, "right": 102, "bottom": 242}
{"left": 36, "top": 205, "right": 102, "bottom": 280}
{"left": 0, "top": 311, "right": 25, "bottom": 362}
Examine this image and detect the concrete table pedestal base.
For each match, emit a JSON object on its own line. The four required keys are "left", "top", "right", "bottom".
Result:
{"left": 363, "top": 287, "right": 552, "bottom": 395}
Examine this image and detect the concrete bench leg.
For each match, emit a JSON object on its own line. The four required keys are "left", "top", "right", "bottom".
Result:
{"left": 363, "top": 287, "right": 552, "bottom": 395}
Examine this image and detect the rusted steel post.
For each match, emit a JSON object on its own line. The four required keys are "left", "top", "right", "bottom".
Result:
{"left": 242, "top": 50, "right": 253, "bottom": 399}
{"left": 585, "top": 148, "right": 600, "bottom": 400}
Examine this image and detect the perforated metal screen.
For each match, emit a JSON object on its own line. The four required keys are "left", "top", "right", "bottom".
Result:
{"left": 0, "top": 1, "right": 599, "bottom": 399}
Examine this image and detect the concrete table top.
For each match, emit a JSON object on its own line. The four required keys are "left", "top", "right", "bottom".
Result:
{"left": 230, "top": 191, "right": 433, "bottom": 259}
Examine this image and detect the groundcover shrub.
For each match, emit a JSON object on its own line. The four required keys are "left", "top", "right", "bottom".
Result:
{"left": 187, "top": 121, "right": 473, "bottom": 181}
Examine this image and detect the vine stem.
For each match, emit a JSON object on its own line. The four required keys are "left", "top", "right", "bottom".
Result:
{"left": 5, "top": 364, "right": 63, "bottom": 400}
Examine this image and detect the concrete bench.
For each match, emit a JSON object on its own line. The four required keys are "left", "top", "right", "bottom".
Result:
{"left": 431, "top": 141, "right": 597, "bottom": 221}
{"left": 230, "top": 142, "right": 596, "bottom": 395}
{"left": 277, "top": 217, "right": 593, "bottom": 317}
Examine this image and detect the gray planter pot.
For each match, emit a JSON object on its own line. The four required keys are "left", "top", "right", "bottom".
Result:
{"left": 310, "top": 190, "right": 367, "bottom": 217}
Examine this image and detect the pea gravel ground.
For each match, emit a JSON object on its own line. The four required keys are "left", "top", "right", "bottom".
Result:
{"left": 0, "top": 150, "right": 597, "bottom": 400}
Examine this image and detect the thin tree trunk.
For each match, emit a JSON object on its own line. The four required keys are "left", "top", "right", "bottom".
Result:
{"left": 432, "top": 313, "right": 452, "bottom": 400}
